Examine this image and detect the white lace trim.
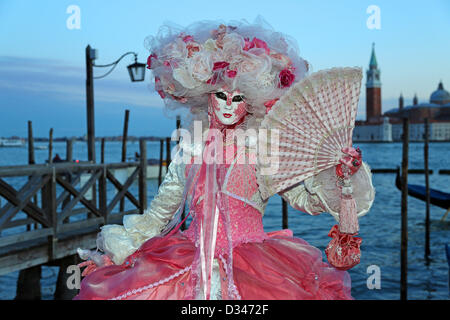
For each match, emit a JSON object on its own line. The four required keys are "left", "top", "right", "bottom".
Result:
{"left": 109, "top": 265, "right": 192, "bottom": 300}
{"left": 218, "top": 254, "right": 241, "bottom": 300}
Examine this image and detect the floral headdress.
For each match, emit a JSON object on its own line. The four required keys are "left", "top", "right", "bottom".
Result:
{"left": 145, "top": 18, "right": 309, "bottom": 119}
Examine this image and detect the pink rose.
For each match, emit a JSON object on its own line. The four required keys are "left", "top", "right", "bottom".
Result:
{"left": 191, "top": 54, "right": 213, "bottom": 82}
{"left": 212, "top": 61, "right": 230, "bottom": 71}
{"left": 147, "top": 53, "right": 157, "bottom": 69}
{"left": 270, "top": 53, "right": 292, "bottom": 69}
{"left": 182, "top": 35, "right": 194, "bottom": 43}
{"left": 226, "top": 69, "right": 237, "bottom": 78}
{"left": 154, "top": 77, "right": 165, "bottom": 99}
{"left": 238, "top": 53, "right": 263, "bottom": 73}
{"left": 278, "top": 69, "right": 295, "bottom": 88}
{"left": 243, "top": 37, "right": 254, "bottom": 51}
{"left": 243, "top": 37, "right": 270, "bottom": 55}
{"left": 251, "top": 38, "right": 270, "bottom": 55}
{"left": 186, "top": 43, "right": 200, "bottom": 58}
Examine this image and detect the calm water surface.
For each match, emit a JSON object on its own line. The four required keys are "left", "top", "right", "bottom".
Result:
{"left": 0, "top": 141, "right": 449, "bottom": 300}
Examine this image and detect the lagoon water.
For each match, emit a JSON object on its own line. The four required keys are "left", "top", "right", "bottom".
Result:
{"left": 0, "top": 140, "right": 449, "bottom": 300}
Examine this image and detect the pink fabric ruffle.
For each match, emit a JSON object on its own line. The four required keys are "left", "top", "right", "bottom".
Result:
{"left": 74, "top": 230, "right": 352, "bottom": 300}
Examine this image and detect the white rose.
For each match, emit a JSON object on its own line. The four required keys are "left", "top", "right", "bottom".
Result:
{"left": 190, "top": 53, "right": 213, "bottom": 82}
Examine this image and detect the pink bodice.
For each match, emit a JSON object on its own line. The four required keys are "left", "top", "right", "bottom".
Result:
{"left": 182, "top": 142, "right": 268, "bottom": 257}
{"left": 183, "top": 195, "right": 268, "bottom": 257}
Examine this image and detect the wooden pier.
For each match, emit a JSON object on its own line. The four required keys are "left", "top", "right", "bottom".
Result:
{"left": 0, "top": 139, "right": 156, "bottom": 298}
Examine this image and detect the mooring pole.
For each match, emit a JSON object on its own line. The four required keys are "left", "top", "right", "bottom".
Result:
{"left": 165, "top": 137, "right": 172, "bottom": 168}
{"left": 48, "top": 128, "right": 53, "bottom": 164}
{"left": 121, "top": 110, "right": 130, "bottom": 162}
{"left": 63, "top": 139, "right": 74, "bottom": 224}
{"left": 120, "top": 109, "right": 130, "bottom": 212}
{"left": 139, "top": 138, "right": 148, "bottom": 214}
{"left": 27, "top": 121, "right": 35, "bottom": 166}
{"left": 27, "top": 121, "right": 37, "bottom": 230}
{"left": 175, "top": 116, "right": 186, "bottom": 230}
{"left": 86, "top": 45, "right": 96, "bottom": 163}
{"left": 424, "top": 118, "right": 431, "bottom": 261}
{"left": 400, "top": 118, "right": 409, "bottom": 300}
{"left": 101, "top": 138, "right": 105, "bottom": 164}
{"left": 158, "top": 139, "right": 164, "bottom": 187}
{"left": 282, "top": 199, "right": 288, "bottom": 229}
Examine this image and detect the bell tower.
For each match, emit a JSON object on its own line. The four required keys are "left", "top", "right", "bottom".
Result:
{"left": 366, "top": 43, "right": 382, "bottom": 123}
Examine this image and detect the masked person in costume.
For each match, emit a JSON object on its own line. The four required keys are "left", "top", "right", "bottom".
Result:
{"left": 75, "top": 18, "right": 375, "bottom": 300}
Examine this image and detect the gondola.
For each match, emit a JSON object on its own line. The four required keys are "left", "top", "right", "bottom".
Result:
{"left": 395, "top": 168, "right": 450, "bottom": 210}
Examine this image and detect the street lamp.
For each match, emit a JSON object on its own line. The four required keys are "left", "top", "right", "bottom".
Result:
{"left": 85, "top": 45, "right": 146, "bottom": 162}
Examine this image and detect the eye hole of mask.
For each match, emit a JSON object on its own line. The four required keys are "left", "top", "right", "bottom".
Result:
{"left": 215, "top": 92, "right": 227, "bottom": 100}
{"left": 232, "top": 95, "right": 244, "bottom": 102}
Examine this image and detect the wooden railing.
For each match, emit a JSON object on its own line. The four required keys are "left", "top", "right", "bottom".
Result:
{"left": 0, "top": 139, "right": 148, "bottom": 276}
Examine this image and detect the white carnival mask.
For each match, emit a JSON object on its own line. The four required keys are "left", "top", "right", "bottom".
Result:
{"left": 211, "top": 89, "right": 247, "bottom": 126}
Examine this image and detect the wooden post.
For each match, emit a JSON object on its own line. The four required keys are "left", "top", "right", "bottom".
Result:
{"left": 48, "top": 128, "right": 53, "bottom": 164}
{"left": 282, "top": 199, "right": 288, "bottom": 229}
{"left": 86, "top": 45, "right": 96, "bottom": 163}
{"left": 158, "top": 139, "right": 164, "bottom": 187}
{"left": 27, "top": 121, "right": 35, "bottom": 166}
{"left": 62, "top": 139, "right": 74, "bottom": 224}
{"left": 165, "top": 137, "right": 172, "bottom": 168}
{"left": 27, "top": 121, "right": 36, "bottom": 230}
{"left": 139, "top": 138, "right": 148, "bottom": 214}
{"left": 400, "top": 118, "right": 409, "bottom": 300}
{"left": 101, "top": 138, "right": 105, "bottom": 164}
{"left": 121, "top": 110, "right": 130, "bottom": 162}
{"left": 66, "top": 139, "right": 74, "bottom": 163}
{"left": 99, "top": 138, "right": 107, "bottom": 223}
{"left": 424, "top": 118, "right": 431, "bottom": 261}
{"left": 15, "top": 121, "right": 42, "bottom": 300}
{"left": 15, "top": 266, "right": 41, "bottom": 300}
{"left": 120, "top": 110, "right": 130, "bottom": 212}
{"left": 176, "top": 116, "right": 186, "bottom": 230}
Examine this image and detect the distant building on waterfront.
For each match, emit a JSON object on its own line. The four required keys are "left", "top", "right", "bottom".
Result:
{"left": 353, "top": 44, "right": 450, "bottom": 142}
{"left": 353, "top": 43, "right": 393, "bottom": 142}
{"left": 385, "top": 82, "right": 450, "bottom": 141}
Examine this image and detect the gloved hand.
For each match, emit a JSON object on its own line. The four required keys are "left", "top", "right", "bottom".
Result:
{"left": 77, "top": 248, "right": 114, "bottom": 277}
{"left": 336, "top": 146, "right": 362, "bottom": 178}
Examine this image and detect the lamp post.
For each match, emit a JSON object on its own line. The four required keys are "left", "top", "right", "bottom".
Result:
{"left": 85, "top": 45, "right": 146, "bottom": 163}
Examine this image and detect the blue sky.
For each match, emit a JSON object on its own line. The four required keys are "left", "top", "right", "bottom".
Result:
{"left": 0, "top": 0, "right": 449, "bottom": 137}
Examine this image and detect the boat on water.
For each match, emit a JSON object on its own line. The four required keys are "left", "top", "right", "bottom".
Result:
{"left": 0, "top": 138, "right": 25, "bottom": 147}
{"left": 395, "top": 168, "right": 450, "bottom": 221}
{"left": 395, "top": 168, "right": 450, "bottom": 210}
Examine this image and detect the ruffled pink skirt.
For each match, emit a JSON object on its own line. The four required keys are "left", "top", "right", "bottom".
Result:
{"left": 74, "top": 230, "right": 352, "bottom": 300}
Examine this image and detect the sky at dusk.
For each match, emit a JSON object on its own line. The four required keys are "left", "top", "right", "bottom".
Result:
{"left": 0, "top": 0, "right": 449, "bottom": 138}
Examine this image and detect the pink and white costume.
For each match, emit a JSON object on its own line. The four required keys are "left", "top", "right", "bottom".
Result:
{"left": 75, "top": 18, "right": 375, "bottom": 300}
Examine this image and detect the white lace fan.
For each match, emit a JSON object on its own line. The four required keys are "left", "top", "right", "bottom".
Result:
{"left": 257, "top": 67, "right": 363, "bottom": 200}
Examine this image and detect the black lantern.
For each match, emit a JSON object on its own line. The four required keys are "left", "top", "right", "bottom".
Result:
{"left": 127, "top": 56, "right": 146, "bottom": 82}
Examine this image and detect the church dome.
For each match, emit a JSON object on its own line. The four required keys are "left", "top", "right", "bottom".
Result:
{"left": 430, "top": 81, "right": 450, "bottom": 105}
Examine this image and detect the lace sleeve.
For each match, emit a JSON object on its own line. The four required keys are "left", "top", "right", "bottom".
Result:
{"left": 279, "top": 161, "right": 375, "bottom": 219}
{"left": 97, "top": 154, "right": 186, "bottom": 265}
